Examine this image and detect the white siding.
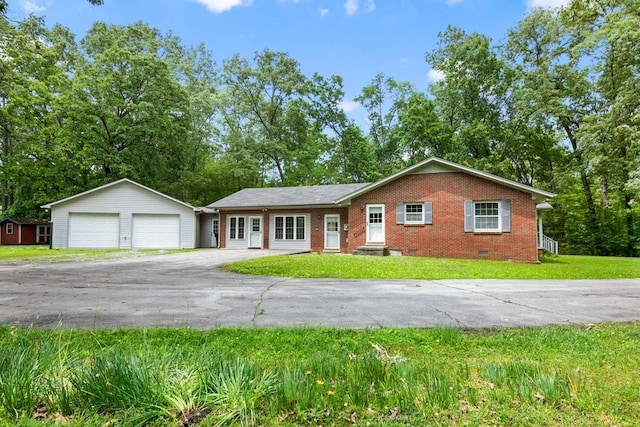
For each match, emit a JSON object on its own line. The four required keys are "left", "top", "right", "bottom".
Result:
{"left": 269, "top": 213, "right": 311, "bottom": 251}
{"left": 49, "top": 182, "right": 196, "bottom": 249}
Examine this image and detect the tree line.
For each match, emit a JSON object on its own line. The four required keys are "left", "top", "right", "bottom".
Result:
{"left": 0, "top": 0, "right": 638, "bottom": 256}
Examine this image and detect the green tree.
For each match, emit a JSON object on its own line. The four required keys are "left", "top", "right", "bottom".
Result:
{"left": 563, "top": 0, "right": 640, "bottom": 255}
{"left": 0, "top": 16, "right": 77, "bottom": 217}
{"left": 58, "top": 22, "right": 216, "bottom": 203}
{"left": 216, "top": 50, "right": 326, "bottom": 187}
{"left": 426, "top": 26, "right": 507, "bottom": 164}
{"left": 308, "top": 74, "right": 378, "bottom": 183}
{"left": 355, "top": 73, "right": 414, "bottom": 175}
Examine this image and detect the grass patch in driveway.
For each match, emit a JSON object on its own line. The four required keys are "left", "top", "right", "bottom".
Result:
{"left": 225, "top": 253, "right": 640, "bottom": 279}
{"left": 0, "top": 246, "right": 193, "bottom": 264}
{"left": 0, "top": 323, "right": 638, "bottom": 426}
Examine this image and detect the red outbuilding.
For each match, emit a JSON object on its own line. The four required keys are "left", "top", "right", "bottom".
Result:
{"left": 0, "top": 218, "right": 51, "bottom": 245}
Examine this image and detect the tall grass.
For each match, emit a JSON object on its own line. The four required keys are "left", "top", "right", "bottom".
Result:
{"left": 1, "top": 325, "right": 638, "bottom": 425}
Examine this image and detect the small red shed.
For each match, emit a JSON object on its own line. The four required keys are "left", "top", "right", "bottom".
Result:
{"left": 0, "top": 218, "right": 51, "bottom": 245}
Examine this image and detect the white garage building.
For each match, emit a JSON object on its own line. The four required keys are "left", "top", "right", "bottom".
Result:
{"left": 42, "top": 179, "right": 200, "bottom": 249}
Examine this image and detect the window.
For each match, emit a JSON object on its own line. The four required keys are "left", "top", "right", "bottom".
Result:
{"left": 274, "top": 215, "right": 306, "bottom": 240}
{"left": 396, "top": 202, "right": 433, "bottom": 225}
{"left": 6, "top": 223, "right": 13, "bottom": 235}
{"left": 229, "top": 216, "right": 245, "bottom": 240}
{"left": 474, "top": 202, "right": 500, "bottom": 231}
{"left": 405, "top": 204, "right": 424, "bottom": 223}
{"left": 464, "top": 200, "right": 511, "bottom": 233}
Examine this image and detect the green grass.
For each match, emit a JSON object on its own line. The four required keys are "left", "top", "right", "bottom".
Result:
{"left": 225, "top": 253, "right": 640, "bottom": 279}
{"left": 0, "top": 245, "right": 193, "bottom": 264}
{"left": 0, "top": 324, "right": 638, "bottom": 425}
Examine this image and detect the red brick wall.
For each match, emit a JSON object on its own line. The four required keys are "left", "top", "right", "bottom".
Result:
{"left": 346, "top": 172, "right": 539, "bottom": 263}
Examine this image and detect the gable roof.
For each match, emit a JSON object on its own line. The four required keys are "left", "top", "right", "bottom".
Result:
{"left": 208, "top": 183, "right": 369, "bottom": 210}
{"left": 336, "top": 157, "right": 555, "bottom": 204}
{"left": 41, "top": 178, "right": 198, "bottom": 211}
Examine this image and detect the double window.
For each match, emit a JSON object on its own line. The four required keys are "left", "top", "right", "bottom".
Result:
{"left": 229, "top": 216, "right": 245, "bottom": 240}
{"left": 274, "top": 215, "right": 306, "bottom": 240}
{"left": 464, "top": 200, "right": 511, "bottom": 233}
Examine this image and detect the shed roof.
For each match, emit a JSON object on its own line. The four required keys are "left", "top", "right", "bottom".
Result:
{"left": 208, "top": 183, "right": 370, "bottom": 210}
{"left": 0, "top": 217, "right": 50, "bottom": 225}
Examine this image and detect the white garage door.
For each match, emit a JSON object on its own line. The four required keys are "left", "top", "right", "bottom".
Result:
{"left": 132, "top": 214, "right": 180, "bottom": 248}
{"left": 68, "top": 213, "right": 120, "bottom": 248}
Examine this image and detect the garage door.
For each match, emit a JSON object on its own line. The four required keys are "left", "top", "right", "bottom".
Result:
{"left": 68, "top": 213, "right": 120, "bottom": 248}
{"left": 132, "top": 214, "right": 180, "bottom": 248}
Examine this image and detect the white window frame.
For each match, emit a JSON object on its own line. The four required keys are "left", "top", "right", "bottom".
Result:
{"left": 274, "top": 215, "right": 306, "bottom": 241}
{"left": 229, "top": 216, "right": 245, "bottom": 240}
{"left": 474, "top": 201, "right": 501, "bottom": 232}
{"left": 404, "top": 203, "right": 424, "bottom": 224}
{"left": 6, "top": 223, "right": 13, "bottom": 235}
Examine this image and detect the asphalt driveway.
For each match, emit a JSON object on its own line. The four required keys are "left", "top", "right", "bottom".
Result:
{"left": 0, "top": 249, "right": 638, "bottom": 329}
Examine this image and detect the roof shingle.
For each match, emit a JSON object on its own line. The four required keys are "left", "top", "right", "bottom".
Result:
{"left": 208, "top": 183, "right": 369, "bottom": 209}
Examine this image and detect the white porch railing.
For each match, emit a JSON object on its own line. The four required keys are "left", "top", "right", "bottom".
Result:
{"left": 540, "top": 234, "right": 559, "bottom": 255}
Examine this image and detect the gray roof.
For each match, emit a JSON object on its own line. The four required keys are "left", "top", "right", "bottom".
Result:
{"left": 208, "top": 183, "right": 370, "bottom": 209}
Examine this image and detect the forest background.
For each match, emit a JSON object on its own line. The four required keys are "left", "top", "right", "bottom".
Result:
{"left": 0, "top": 0, "right": 638, "bottom": 256}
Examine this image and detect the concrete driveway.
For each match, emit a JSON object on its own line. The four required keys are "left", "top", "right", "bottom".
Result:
{"left": 0, "top": 249, "right": 639, "bottom": 329}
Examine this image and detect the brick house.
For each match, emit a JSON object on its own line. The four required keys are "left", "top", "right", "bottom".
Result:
{"left": 0, "top": 218, "right": 51, "bottom": 245}
{"left": 208, "top": 157, "right": 555, "bottom": 262}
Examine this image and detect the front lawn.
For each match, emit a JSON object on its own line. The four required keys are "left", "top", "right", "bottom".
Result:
{"left": 0, "top": 245, "right": 190, "bottom": 264}
{"left": 225, "top": 253, "right": 640, "bottom": 279}
{"left": 0, "top": 324, "right": 638, "bottom": 426}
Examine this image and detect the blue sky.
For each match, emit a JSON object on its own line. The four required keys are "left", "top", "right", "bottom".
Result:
{"left": 9, "top": 0, "right": 570, "bottom": 112}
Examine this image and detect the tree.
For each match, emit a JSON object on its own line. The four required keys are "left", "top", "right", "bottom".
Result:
{"left": 0, "top": 16, "right": 77, "bottom": 217}
{"left": 57, "top": 22, "right": 215, "bottom": 202}
{"left": 308, "top": 74, "right": 378, "bottom": 183}
{"left": 216, "top": 50, "right": 326, "bottom": 187}
{"left": 503, "top": 7, "right": 605, "bottom": 254}
{"left": 562, "top": 0, "right": 640, "bottom": 255}
{"left": 395, "top": 92, "right": 454, "bottom": 163}
{"left": 426, "top": 26, "right": 508, "bottom": 165}
{"left": 355, "top": 74, "right": 414, "bottom": 175}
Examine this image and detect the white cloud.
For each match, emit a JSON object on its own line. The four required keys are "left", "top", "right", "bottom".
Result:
{"left": 195, "top": 0, "right": 252, "bottom": 13}
{"left": 21, "top": 0, "right": 48, "bottom": 13}
{"left": 337, "top": 99, "right": 362, "bottom": 113}
{"left": 445, "top": 0, "right": 463, "bottom": 5}
{"left": 344, "top": 0, "right": 358, "bottom": 16}
{"left": 427, "top": 69, "right": 445, "bottom": 83}
{"left": 526, "top": 0, "right": 571, "bottom": 8}
{"left": 343, "top": 0, "right": 375, "bottom": 16}
{"left": 319, "top": 8, "right": 329, "bottom": 17}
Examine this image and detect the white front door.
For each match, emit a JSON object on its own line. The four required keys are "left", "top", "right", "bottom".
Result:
{"left": 366, "top": 204, "right": 385, "bottom": 244}
{"left": 248, "top": 216, "right": 262, "bottom": 248}
{"left": 324, "top": 214, "right": 340, "bottom": 250}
